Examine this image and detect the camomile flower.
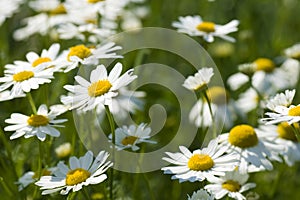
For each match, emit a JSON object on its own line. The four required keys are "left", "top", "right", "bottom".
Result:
{"left": 55, "top": 142, "right": 72, "bottom": 159}
{"left": 183, "top": 68, "right": 214, "bottom": 91}
{"left": 227, "top": 58, "right": 295, "bottom": 93}
{"left": 57, "top": 23, "right": 115, "bottom": 43}
{"left": 61, "top": 63, "right": 137, "bottom": 111}
{"left": 13, "top": 1, "right": 69, "bottom": 41}
{"left": 188, "top": 189, "right": 214, "bottom": 200}
{"left": 189, "top": 86, "right": 238, "bottom": 129}
{"left": 218, "top": 124, "right": 283, "bottom": 173}
{"left": 284, "top": 43, "right": 300, "bottom": 60}
{"left": 5, "top": 43, "right": 62, "bottom": 73}
{"left": 265, "top": 89, "right": 295, "bottom": 111}
{"left": 4, "top": 104, "right": 67, "bottom": 141}
{"left": 162, "top": 139, "right": 238, "bottom": 183}
{"left": 17, "top": 168, "right": 54, "bottom": 191}
{"left": 261, "top": 89, "right": 300, "bottom": 124}
{"left": 204, "top": 170, "right": 256, "bottom": 200}
{"left": 259, "top": 123, "right": 300, "bottom": 166}
{"left": 61, "top": 42, "right": 122, "bottom": 73}
{"left": 235, "top": 88, "right": 260, "bottom": 114}
{"left": 0, "top": 64, "right": 54, "bottom": 97}
{"left": 110, "top": 123, "right": 156, "bottom": 151}
{"left": 0, "top": 0, "right": 23, "bottom": 26}
{"left": 0, "top": 90, "right": 25, "bottom": 102}
{"left": 35, "top": 150, "right": 113, "bottom": 195}
{"left": 172, "top": 15, "right": 239, "bottom": 42}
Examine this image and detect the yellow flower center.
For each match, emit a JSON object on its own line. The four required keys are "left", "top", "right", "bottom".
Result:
{"left": 288, "top": 105, "right": 300, "bottom": 116}
{"left": 277, "top": 122, "right": 298, "bottom": 142}
{"left": 88, "top": 80, "right": 112, "bottom": 97}
{"left": 187, "top": 154, "right": 214, "bottom": 171}
{"left": 87, "top": 0, "right": 105, "bottom": 3}
{"left": 27, "top": 115, "right": 49, "bottom": 127}
{"left": 196, "top": 21, "right": 216, "bottom": 33}
{"left": 254, "top": 58, "right": 275, "bottom": 72}
{"left": 66, "top": 168, "right": 91, "bottom": 186}
{"left": 121, "top": 136, "right": 138, "bottom": 146}
{"left": 32, "top": 57, "right": 52, "bottom": 67}
{"left": 206, "top": 86, "right": 229, "bottom": 105}
{"left": 67, "top": 45, "right": 91, "bottom": 61}
{"left": 13, "top": 71, "right": 34, "bottom": 82}
{"left": 49, "top": 4, "right": 67, "bottom": 15}
{"left": 228, "top": 124, "right": 258, "bottom": 148}
{"left": 222, "top": 180, "right": 241, "bottom": 192}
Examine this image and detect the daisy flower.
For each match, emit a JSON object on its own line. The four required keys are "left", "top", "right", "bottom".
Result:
{"left": 61, "top": 63, "right": 137, "bottom": 111}
{"left": 172, "top": 15, "right": 239, "bottom": 42}
{"left": 261, "top": 90, "right": 300, "bottom": 125}
{"left": 4, "top": 104, "right": 67, "bottom": 141}
{"left": 162, "top": 139, "right": 238, "bottom": 183}
{"left": 13, "top": 0, "right": 69, "bottom": 41}
{"left": 235, "top": 88, "right": 260, "bottom": 114}
{"left": 61, "top": 42, "right": 123, "bottom": 73}
{"left": 284, "top": 43, "right": 300, "bottom": 60}
{"left": 265, "top": 89, "right": 295, "bottom": 111}
{"left": 17, "top": 168, "right": 54, "bottom": 191}
{"left": 55, "top": 142, "right": 72, "bottom": 159}
{"left": 189, "top": 86, "right": 237, "bottom": 129}
{"left": 0, "top": 64, "right": 54, "bottom": 97}
{"left": 0, "top": 90, "right": 25, "bottom": 102}
{"left": 183, "top": 68, "right": 214, "bottom": 91}
{"left": 0, "top": 0, "right": 23, "bottom": 26}
{"left": 205, "top": 170, "right": 256, "bottom": 200}
{"left": 188, "top": 189, "right": 214, "bottom": 200}
{"left": 6, "top": 43, "right": 63, "bottom": 73}
{"left": 110, "top": 123, "right": 156, "bottom": 151}
{"left": 57, "top": 23, "right": 115, "bottom": 43}
{"left": 227, "top": 58, "right": 295, "bottom": 93}
{"left": 35, "top": 150, "right": 113, "bottom": 195}
{"left": 259, "top": 123, "right": 300, "bottom": 166}
{"left": 218, "top": 124, "right": 283, "bottom": 173}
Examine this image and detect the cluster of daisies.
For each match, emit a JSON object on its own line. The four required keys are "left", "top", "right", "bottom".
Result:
{"left": 0, "top": 0, "right": 154, "bottom": 198}
{"left": 1, "top": 0, "right": 300, "bottom": 199}
{"left": 161, "top": 13, "right": 300, "bottom": 200}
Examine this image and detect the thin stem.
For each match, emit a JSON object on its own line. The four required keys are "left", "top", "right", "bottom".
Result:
{"left": 33, "top": 141, "right": 43, "bottom": 199}
{"left": 142, "top": 173, "right": 155, "bottom": 200}
{"left": 291, "top": 123, "right": 300, "bottom": 141}
{"left": 27, "top": 93, "right": 37, "bottom": 114}
{"left": 104, "top": 105, "right": 115, "bottom": 200}
{"left": 0, "top": 177, "right": 13, "bottom": 197}
{"left": 202, "top": 90, "right": 216, "bottom": 138}
{"left": 82, "top": 187, "right": 91, "bottom": 200}
{"left": 67, "top": 192, "right": 76, "bottom": 200}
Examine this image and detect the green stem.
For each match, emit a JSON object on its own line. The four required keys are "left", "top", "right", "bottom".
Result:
{"left": 0, "top": 177, "right": 13, "bottom": 197}
{"left": 27, "top": 93, "right": 37, "bottom": 114}
{"left": 142, "top": 173, "right": 155, "bottom": 200}
{"left": 104, "top": 105, "right": 115, "bottom": 200}
{"left": 32, "top": 141, "right": 43, "bottom": 199}
{"left": 291, "top": 124, "right": 300, "bottom": 141}
{"left": 202, "top": 90, "right": 216, "bottom": 138}
{"left": 82, "top": 187, "right": 91, "bottom": 200}
{"left": 67, "top": 192, "right": 76, "bottom": 200}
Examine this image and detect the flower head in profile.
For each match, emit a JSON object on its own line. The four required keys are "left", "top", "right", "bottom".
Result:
{"left": 35, "top": 150, "right": 113, "bottom": 195}
{"left": 218, "top": 124, "right": 283, "bottom": 173}
{"left": 183, "top": 68, "right": 214, "bottom": 91}
{"left": 4, "top": 104, "right": 67, "bottom": 141}
{"left": 162, "top": 139, "right": 238, "bottom": 183}
{"left": 55, "top": 142, "right": 72, "bottom": 159}
{"left": 261, "top": 90, "right": 300, "bottom": 125}
{"left": 111, "top": 123, "right": 156, "bottom": 151}
{"left": 61, "top": 42, "right": 123, "bottom": 73}
{"left": 259, "top": 123, "right": 300, "bottom": 166}
{"left": 188, "top": 189, "right": 214, "bottom": 200}
{"left": 205, "top": 170, "right": 256, "bottom": 200}
{"left": 0, "top": 63, "right": 54, "bottom": 97}
{"left": 284, "top": 43, "right": 300, "bottom": 60}
{"left": 172, "top": 15, "right": 239, "bottom": 42}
